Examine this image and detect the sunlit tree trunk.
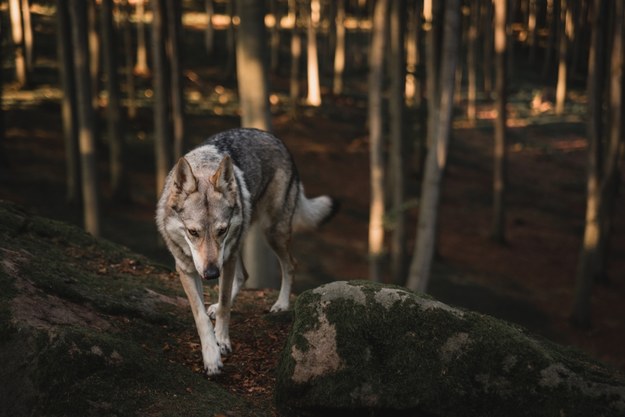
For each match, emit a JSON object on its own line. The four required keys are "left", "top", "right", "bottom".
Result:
{"left": 482, "top": 0, "right": 493, "bottom": 95}
{"left": 101, "top": 0, "right": 129, "bottom": 202}
{"left": 87, "top": 0, "right": 100, "bottom": 110}
{"left": 572, "top": 0, "right": 607, "bottom": 328}
{"left": 20, "top": 0, "right": 33, "bottom": 73}
{"left": 406, "top": 0, "right": 461, "bottom": 293}
{"left": 289, "top": 0, "right": 302, "bottom": 115}
{"left": 368, "top": 0, "right": 389, "bottom": 282}
{"left": 492, "top": 0, "right": 508, "bottom": 243}
{"left": 390, "top": 0, "right": 407, "bottom": 285}
{"left": 528, "top": 0, "right": 538, "bottom": 63}
{"left": 236, "top": 0, "right": 279, "bottom": 289}
{"left": 8, "top": 0, "right": 27, "bottom": 87}
{"left": 57, "top": 0, "right": 80, "bottom": 204}
{"left": 405, "top": 0, "right": 422, "bottom": 106}
{"left": 555, "top": 0, "right": 571, "bottom": 115}
{"left": 69, "top": 0, "right": 100, "bottom": 237}
{"left": 151, "top": 0, "right": 172, "bottom": 198}
{"left": 305, "top": 0, "right": 322, "bottom": 106}
{"left": 332, "top": 0, "right": 346, "bottom": 95}
{"left": 166, "top": 0, "right": 185, "bottom": 161}
{"left": 134, "top": 0, "right": 150, "bottom": 76}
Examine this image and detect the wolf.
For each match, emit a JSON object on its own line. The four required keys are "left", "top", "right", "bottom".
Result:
{"left": 156, "top": 128, "right": 336, "bottom": 375}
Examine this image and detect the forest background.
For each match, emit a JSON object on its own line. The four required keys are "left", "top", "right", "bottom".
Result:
{"left": 1, "top": 0, "right": 624, "bottom": 373}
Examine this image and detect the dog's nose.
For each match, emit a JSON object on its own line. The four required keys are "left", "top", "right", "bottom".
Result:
{"left": 203, "top": 265, "right": 220, "bottom": 280}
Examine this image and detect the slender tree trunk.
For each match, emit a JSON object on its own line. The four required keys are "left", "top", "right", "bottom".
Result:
{"left": 528, "top": 0, "right": 538, "bottom": 63}
{"left": 492, "top": 0, "right": 508, "bottom": 243}
{"left": 424, "top": 0, "right": 439, "bottom": 148}
{"left": 482, "top": 0, "right": 493, "bottom": 95}
{"left": 20, "top": 0, "right": 33, "bottom": 72}
{"left": 205, "top": 0, "right": 215, "bottom": 55}
{"left": 390, "top": 0, "right": 407, "bottom": 285}
{"left": 165, "top": 0, "right": 185, "bottom": 161}
{"left": 572, "top": 0, "right": 607, "bottom": 328}
{"left": 225, "top": 0, "right": 236, "bottom": 77}
{"left": 405, "top": 0, "right": 421, "bottom": 106}
{"left": 236, "top": 0, "right": 279, "bottom": 289}
{"left": 134, "top": 0, "right": 150, "bottom": 76}
{"left": 151, "top": 0, "right": 172, "bottom": 197}
{"left": 406, "top": 0, "right": 461, "bottom": 293}
{"left": 305, "top": 0, "right": 322, "bottom": 106}
{"left": 101, "top": 0, "right": 129, "bottom": 202}
{"left": 332, "top": 0, "right": 346, "bottom": 95}
{"left": 87, "top": 0, "right": 100, "bottom": 110}
{"left": 121, "top": 0, "right": 137, "bottom": 119}
{"left": 8, "top": 0, "right": 27, "bottom": 87}
{"left": 542, "top": 0, "right": 558, "bottom": 78}
{"left": 467, "top": 0, "right": 480, "bottom": 123}
{"left": 555, "top": 0, "right": 571, "bottom": 115}
{"left": 289, "top": 0, "right": 302, "bottom": 115}
{"left": 57, "top": 0, "right": 81, "bottom": 204}
{"left": 69, "top": 0, "right": 100, "bottom": 237}
{"left": 368, "top": 0, "right": 390, "bottom": 282}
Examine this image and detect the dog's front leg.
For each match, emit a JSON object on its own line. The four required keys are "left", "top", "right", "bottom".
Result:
{"left": 214, "top": 257, "right": 236, "bottom": 355}
{"left": 177, "top": 267, "right": 223, "bottom": 375}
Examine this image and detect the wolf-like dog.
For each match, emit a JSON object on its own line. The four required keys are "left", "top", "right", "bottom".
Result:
{"left": 156, "top": 128, "right": 336, "bottom": 375}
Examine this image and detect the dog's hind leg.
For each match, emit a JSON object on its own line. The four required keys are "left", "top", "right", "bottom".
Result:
{"left": 214, "top": 256, "right": 236, "bottom": 355}
{"left": 177, "top": 268, "right": 223, "bottom": 375}
{"left": 266, "top": 230, "right": 295, "bottom": 313}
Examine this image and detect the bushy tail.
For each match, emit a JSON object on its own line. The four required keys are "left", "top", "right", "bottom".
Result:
{"left": 292, "top": 186, "right": 339, "bottom": 232}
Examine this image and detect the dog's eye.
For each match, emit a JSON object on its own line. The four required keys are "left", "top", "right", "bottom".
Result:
{"left": 216, "top": 226, "right": 228, "bottom": 237}
{"left": 187, "top": 229, "right": 199, "bottom": 238}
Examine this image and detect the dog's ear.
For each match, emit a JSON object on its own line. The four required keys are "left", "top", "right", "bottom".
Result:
{"left": 210, "top": 155, "right": 236, "bottom": 194}
{"left": 168, "top": 157, "right": 197, "bottom": 210}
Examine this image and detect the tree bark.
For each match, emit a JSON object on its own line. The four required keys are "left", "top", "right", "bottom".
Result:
{"left": 389, "top": 0, "right": 407, "bottom": 285}
{"left": 57, "top": 0, "right": 80, "bottom": 204}
{"left": 204, "top": 0, "right": 215, "bottom": 55}
{"left": 467, "top": 0, "right": 480, "bottom": 123}
{"left": 492, "top": 0, "right": 508, "bottom": 244}
{"left": 236, "top": 0, "right": 279, "bottom": 289}
{"left": 406, "top": 0, "right": 461, "bottom": 292}
{"left": 101, "top": 0, "right": 129, "bottom": 202}
{"left": 555, "top": 0, "right": 571, "bottom": 115}
{"left": 8, "top": 0, "right": 27, "bottom": 87}
{"left": 367, "top": 0, "right": 389, "bottom": 282}
{"left": 571, "top": 0, "right": 608, "bottom": 328}
{"left": 151, "top": 0, "right": 172, "bottom": 198}
{"left": 289, "top": 0, "right": 302, "bottom": 116}
{"left": 165, "top": 0, "right": 185, "bottom": 161}
{"left": 134, "top": 0, "right": 150, "bottom": 76}
{"left": 332, "top": 0, "right": 346, "bottom": 96}
{"left": 305, "top": 0, "right": 322, "bottom": 106}
{"left": 68, "top": 0, "right": 100, "bottom": 237}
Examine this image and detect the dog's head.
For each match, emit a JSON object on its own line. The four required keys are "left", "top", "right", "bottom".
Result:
{"left": 168, "top": 155, "right": 242, "bottom": 279}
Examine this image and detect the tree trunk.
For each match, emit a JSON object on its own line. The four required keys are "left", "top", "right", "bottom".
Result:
{"left": 482, "top": 0, "right": 493, "bottom": 95}
{"left": 406, "top": 0, "right": 461, "bottom": 293}
{"left": 404, "top": 0, "right": 422, "bottom": 106}
{"left": 57, "top": 0, "right": 81, "bottom": 204}
{"left": 205, "top": 0, "right": 215, "bottom": 55}
{"left": 332, "top": 0, "right": 346, "bottom": 95}
{"left": 8, "top": 0, "right": 27, "bottom": 87}
{"left": 289, "top": 0, "right": 302, "bottom": 115}
{"left": 224, "top": 0, "right": 236, "bottom": 77}
{"left": 389, "top": 0, "right": 407, "bottom": 285}
{"left": 571, "top": 0, "right": 607, "bottom": 328}
{"left": 305, "top": 0, "right": 322, "bottom": 106}
{"left": 151, "top": 0, "right": 172, "bottom": 198}
{"left": 121, "top": 0, "right": 137, "bottom": 119}
{"left": 467, "top": 0, "right": 480, "bottom": 123}
{"left": 134, "top": 0, "right": 150, "bottom": 76}
{"left": 20, "top": 0, "right": 33, "bottom": 73}
{"left": 165, "top": 0, "right": 185, "bottom": 161}
{"left": 528, "top": 0, "right": 538, "bottom": 63}
{"left": 492, "top": 0, "right": 508, "bottom": 244}
{"left": 101, "top": 0, "right": 129, "bottom": 202}
{"left": 87, "top": 0, "right": 100, "bottom": 110}
{"left": 68, "top": 0, "right": 100, "bottom": 237}
{"left": 555, "top": 0, "right": 571, "bottom": 115}
{"left": 367, "top": 0, "right": 389, "bottom": 283}
{"left": 236, "top": 0, "right": 279, "bottom": 289}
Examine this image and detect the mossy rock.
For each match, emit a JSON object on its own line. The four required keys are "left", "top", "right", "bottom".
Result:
{"left": 0, "top": 201, "right": 269, "bottom": 417}
{"left": 275, "top": 281, "right": 625, "bottom": 417}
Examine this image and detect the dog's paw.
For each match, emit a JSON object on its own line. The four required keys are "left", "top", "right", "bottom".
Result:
{"left": 207, "top": 303, "right": 218, "bottom": 320}
{"left": 217, "top": 338, "right": 232, "bottom": 355}
{"left": 202, "top": 343, "right": 223, "bottom": 376}
{"left": 270, "top": 300, "right": 290, "bottom": 313}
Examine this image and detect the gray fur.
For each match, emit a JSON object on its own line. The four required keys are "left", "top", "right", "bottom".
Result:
{"left": 155, "top": 128, "right": 336, "bottom": 375}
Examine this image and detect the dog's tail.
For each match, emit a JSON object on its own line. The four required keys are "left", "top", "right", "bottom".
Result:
{"left": 292, "top": 186, "right": 339, "bottom": 232}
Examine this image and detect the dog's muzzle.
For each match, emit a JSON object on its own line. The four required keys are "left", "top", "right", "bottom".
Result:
{"left": 202, "top": 265, "right": 220, "bottom": 280}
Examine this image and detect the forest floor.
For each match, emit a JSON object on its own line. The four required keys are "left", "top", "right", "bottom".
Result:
{"left": 2, "top": 10, "right": 625, "bottom": 408}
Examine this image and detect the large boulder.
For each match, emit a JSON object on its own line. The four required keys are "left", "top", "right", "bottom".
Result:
{"left": 0, "top": 201, "right": 269, "bottom": 417}
{"left": 275, "top": 280, "right": 625, "bottom": 416}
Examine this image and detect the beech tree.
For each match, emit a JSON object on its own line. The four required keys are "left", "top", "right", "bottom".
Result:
{"left": 406, "top": 0, "right": 461, "bottom": 292}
